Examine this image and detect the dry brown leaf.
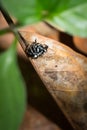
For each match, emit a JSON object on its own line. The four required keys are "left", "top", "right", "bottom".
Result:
{"left": 20, "top": 30, "right": 87, "bottom": 130}
{"left": 20, "top": 106, "right": 61, "bottom": 130}
{"left": 73, "top": 36, "right": 87, "bottom": 54}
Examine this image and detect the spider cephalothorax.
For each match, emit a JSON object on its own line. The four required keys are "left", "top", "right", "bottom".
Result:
{"left": 25, "top": 39, "right": 48, "bottom": 59}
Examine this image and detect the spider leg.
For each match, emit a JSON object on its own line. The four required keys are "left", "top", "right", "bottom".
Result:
{"left": 34, "top": 39, "right": 37, "bottom": 43}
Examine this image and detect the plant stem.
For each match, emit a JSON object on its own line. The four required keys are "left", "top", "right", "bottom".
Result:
{"left": 0, "top": 3, "right": 28, "bottom": 50}
{"left": 0, "top": 28, "right": 11, "bottom": 35}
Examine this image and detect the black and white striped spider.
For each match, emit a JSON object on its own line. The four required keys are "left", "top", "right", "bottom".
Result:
{"left": 25, "top": 39, "right": 48, "bottom": 59}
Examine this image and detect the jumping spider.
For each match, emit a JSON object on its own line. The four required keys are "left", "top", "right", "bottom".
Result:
{"left": 25, "top": 39, "right": 48, "bottom": 59}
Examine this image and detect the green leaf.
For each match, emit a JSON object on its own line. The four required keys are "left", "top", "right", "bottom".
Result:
{"left": 2, "top": 0, "right": 87, "bottom": 37}
{"left": 46, "top": 0, "right": 87, "bottom": 37}
{"left": 2, "top": 0, "right": 43, "bottom": 25}
{"left": 0, "top": 40, "right": 26, "bottom": 130}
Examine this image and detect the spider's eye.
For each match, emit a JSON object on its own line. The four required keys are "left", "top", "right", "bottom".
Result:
{"left": 25, "top": 40, "right": 48, "bottom": 59}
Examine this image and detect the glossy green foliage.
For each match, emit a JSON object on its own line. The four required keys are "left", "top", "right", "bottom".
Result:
{"left": 0, "top": 40, "right": 26, "bottom": 130}
{"left": 46, "top": 0, "right": 87, "bottom": 37}
{"left": 2, "top": 0, "right": 87, "bottom": 37}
